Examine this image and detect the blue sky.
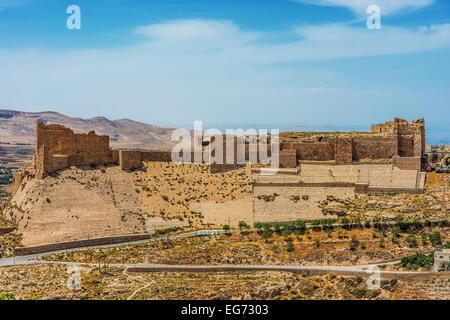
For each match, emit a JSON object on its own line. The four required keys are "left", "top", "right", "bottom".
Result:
{"left": 0, "top": 0, "right": 449, "bottom": 142}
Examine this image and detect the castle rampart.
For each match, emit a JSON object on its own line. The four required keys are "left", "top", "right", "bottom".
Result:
{"left": 11, "top": 118, "right": 427, "bottom": 196}
{"left": 278, "top": 118, "right": 426, "bottom": 169}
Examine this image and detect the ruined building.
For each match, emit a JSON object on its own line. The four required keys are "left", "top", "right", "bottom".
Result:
{"left": 278, "top": 118, "right": 426, "bottom": 170}
{"left": 12, "top": 118, "right": 426, "bottom": 195}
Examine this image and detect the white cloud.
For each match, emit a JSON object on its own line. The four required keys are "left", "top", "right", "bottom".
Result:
{"left": 0, "top": 19, "right": 450, "bottom": 125}
{"left": 0, "top": 0, "right": 25, "bottom": 10}
{"left": 130, "top": 19, "right": 450, "bottom": 63}
{"left": 293, "top": 0, "right": 434, "bottom": 15}
{"left": 135, "top": 19, "right": 260, "bottom": 44}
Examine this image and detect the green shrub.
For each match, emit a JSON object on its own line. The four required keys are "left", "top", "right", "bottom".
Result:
{"left": 238, "top": 221, "right": 249, "bottom": 230}
{"left": 421, "top": 234, "right": 428, "bottom": 245}
{"left": 429, "top": 231, "right": 442, "bottom": 245}
{"left": 261, "top": 230, "right": 273, "bottom": 239}
{"left": 405, "top": 234, "right": 417, "bottom": 247}
{"left": 400, "top": 252, "right": 434, "bottom": 271}
{"left": 286, "top": 241, "right": 295, "bottom": 252}
{"left": 349, "top": 235, "right": 359, "bottom": 251}
{"left": 0, "top": 293, "right": 15, "bottom": 300}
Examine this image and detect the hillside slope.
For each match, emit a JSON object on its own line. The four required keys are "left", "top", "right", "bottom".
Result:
{"left": 1, "top": 162, "right": 252, "bottom": 246}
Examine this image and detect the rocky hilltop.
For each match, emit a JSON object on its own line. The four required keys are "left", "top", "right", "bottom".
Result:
{"left": 0, "top": 109, "right": 175, "bottom": 150}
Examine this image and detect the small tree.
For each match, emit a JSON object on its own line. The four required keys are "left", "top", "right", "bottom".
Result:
{"left": 261, "top": 230, "right": 273, "bottom": 239}
{"left": 238, "top": 221, "right": 249, "bottom": 230}
{"left": 223, "top": 225, "right": 230, "bottom": 232}
{"left": 254, "top": 222, "right": 263, "bottom": 232}
{"left": 360, "top": 241, "right": 366, "bottom": 249}
{"left": 405, "top": 234, "right": 417, "bottom": 247}
{"left": 421, "top": 234, "right": 428, "bottom": 245}
{"left": 429, "top": 231, "right": 441, "bottom": 246}
{"left": 349, "top": 235, "right": 359, "bottom": 251}
{"left": 286, "top": 241, "right": 295, "bottom": 252}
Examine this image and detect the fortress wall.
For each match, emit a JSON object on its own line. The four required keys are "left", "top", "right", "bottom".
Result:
{"left": 140, "top": 151, "right": 172, "bottom": 162}
{"left": 36, "top": 121, "right": 109, "bottom": 155}
{"left": 335, "top": 138, "right": 353, "bottom": 164}
{"left": 283, "top": 142, "right": 335, "bottom": 161}
{"left": 253, "top": 185, "right": 355, "bottom": 222}
{"left": 279, "top": 149, "right": 297, "bottom": 168}
{"left": 50, "top": 155, "right": 69, "bottom": 172}
{"left": 352, "top": 137, "right": 397, "bottom": 160}
{"left": 398, "top": 136, "right": 414, "bottom": 157}
{"left": 33, "top": 121, "right": 115, "bottom": 177}
{"left": 392, "top": 156, "right": 422, "bottom": 171}
{"left": 119, "top": 150, "right": 142, "bottom": 170}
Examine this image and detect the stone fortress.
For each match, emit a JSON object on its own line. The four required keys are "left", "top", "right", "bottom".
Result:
{"left": 278, "top": 117, "right": 426, "bottom": 170}
{"left": 6, "top": 117, "right": 432, "bottom": 246}
{"left": 13, "top": 118, "right": 427, "bottom": 197}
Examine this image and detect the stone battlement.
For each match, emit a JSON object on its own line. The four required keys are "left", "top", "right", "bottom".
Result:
{"left": 278, "top": 118, "right": 426, "bottom": 169}
{"left": 12, "top": 118, "right": 427, "bottom": 196}
{"left": 32, "top": 120, "right": 117, "bottom": 179}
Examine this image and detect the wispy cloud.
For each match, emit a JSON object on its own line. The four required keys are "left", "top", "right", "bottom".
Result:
{"left": 133, "top": 19, "right": 450, "bottom": 62}
{"left": 293, "top": 0, "right": 434, "bottom": 16}
{"left": 135, "top": 19, "right": 261, "bottom": 46}
{"left": 0, "top": 19, "right": 449, "bottom": 125}
{"left": 0, "top": 0, "right": 25, "bottom": 11}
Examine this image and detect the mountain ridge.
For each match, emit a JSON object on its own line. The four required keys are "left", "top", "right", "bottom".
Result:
{"left": 0, "top": 109, "right": 176, "bottom": 150}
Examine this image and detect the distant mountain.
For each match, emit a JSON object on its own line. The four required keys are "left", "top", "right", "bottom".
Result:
{"left": 0, "top": 109, "right": 176, "bottom": 150}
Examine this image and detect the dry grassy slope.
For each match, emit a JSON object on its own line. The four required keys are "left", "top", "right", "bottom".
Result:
{"left": 2, "top": 162, "right": 252, "bottom": 246}
{"left": 134, "top": 162, "right": 253, "bottom": 226}
{"left": 2, "top": 264, "right": 448, "bottom": 300}
{"left": 0, "top": 109, "right": 175, "bottom": 150}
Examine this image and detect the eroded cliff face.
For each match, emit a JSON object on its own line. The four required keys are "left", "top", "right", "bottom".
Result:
{"left": 3, "top": 161, "right": 252, "bottom": 247}
{"left": 3, "top": 165, "right": 187, "bottom": 246}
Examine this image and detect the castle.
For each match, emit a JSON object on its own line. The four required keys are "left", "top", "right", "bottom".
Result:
{"left": 12, "top": 118, "right": 426, "bottom": 196}
{"left": 278, "top": 118, "right": 426, "bottom": 170}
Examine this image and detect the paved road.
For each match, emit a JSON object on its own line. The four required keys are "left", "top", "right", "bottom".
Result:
{"left": 0, "top": 226, "right": 442, "bottom": 278}
{"left": 0, "top": 229, "right": 242, "bottom": 267}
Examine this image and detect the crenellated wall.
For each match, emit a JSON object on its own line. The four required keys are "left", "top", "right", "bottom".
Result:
{"left": 32, "top": 120, "right": 116, "bottom": 178}
{"left": 279, "top": 118, "right": 426, "bottom": 169}
{"left": 12, "top": 118, "right": 427, "bottom": 196}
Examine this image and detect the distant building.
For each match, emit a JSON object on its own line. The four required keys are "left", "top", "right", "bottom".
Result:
{"left": 433, "top": 248, "right": 450, "bottom": 272}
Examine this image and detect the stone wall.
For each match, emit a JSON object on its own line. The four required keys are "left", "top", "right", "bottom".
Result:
{"left": 351, "top": 137, "right": 397, "bottom": 160}
{"left": 141, "top": 151, "right": 172, "bottom": 162}
{"left": 279, "top": 149, "right": 297, "bottom": 168}
{"left": 14, "top": 233, "right": 151, "bottom": 256}
{"left": 335, "top": 138, "right": 353, "bottom": 164}
{"left": 119, "top": 150, "right": 142, "bottom": 170}
{"left": 279, "top": 118, "right": 425, "bottom": 169}
{"left": 392, "top": 156, "right": 423, "bottom": 171}
{"left": 32, "top": 121, "right": 116, "bottom": 178}
{"left": 283, "top": 141, "right": 335, "bottom": 161}
{"left": 253, "top": 185, "right": 355, "bottom": 221}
